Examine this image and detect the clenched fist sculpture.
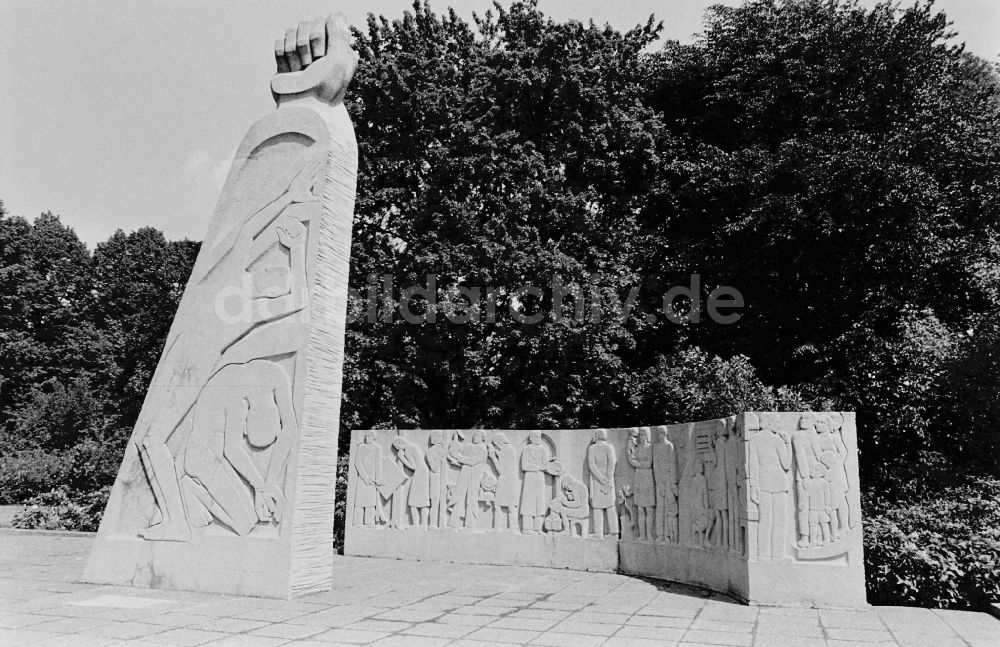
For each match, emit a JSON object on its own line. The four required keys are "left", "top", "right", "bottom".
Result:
{"left": 271, "top": 14, "right": 358, "bottom": 105}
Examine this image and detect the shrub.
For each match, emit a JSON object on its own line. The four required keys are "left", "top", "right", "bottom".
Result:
{"left": 0, "top": 449, "right": 72, "bottom": 504}
{"left": 11, "top": 485, "right": 110, "bottom": 532}
{"left": 333, "top": 453, "right": 349, "bottom": 553}
{"left": 864, "top": 477, "right": 1000, "bottom": 610}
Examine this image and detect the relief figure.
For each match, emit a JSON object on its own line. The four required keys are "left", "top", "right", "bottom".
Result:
{"left": 520, "top": 431, "right": 550, "bottom": 534}
{"left": 425, "top": 430, "right": 448, "bottom": 529}
{"left": 748, "top": 413, "right": 792, "bottom": 560}
{"left": 816, "top": 414, "right": 851, "bottom": 540}
{"left": 180, "top": 360, "right": 293, "bottom": 536}
{"left": 447, "top": 430, "right": 488, "bottom": 529}
{"left": 727, "top": 420, "right": 746, "bottom": 556}
{"left": 392, "top": 436, "right": 430, "bottom": 529}
{"left": 588, "top": 429, "right": 619, "bottom": 539}
{"left": 803, "top": 462, "right": 833, "bottom": 546}
{"left": 354, "top": 430, "right": 383, "bottom": 527}
{"left": 488, "top": 433, "right": 519, "bottom": 532}
{"left": 652, "top": 428, "right": 678, "bottom": 543}
{"left": 137, "top": 162, "right": 322, "bottom": 541}
{"left": 689, "top": 458, "right": 710, "bottom": 547}
{"left": 707, "top": 423, "right": 730, "bottom": 550}
{"left": 548, "top": 474, "right": 590, "bottom": 537}
{"left": 629, "top": 427, "right": 655, "bottom": 541}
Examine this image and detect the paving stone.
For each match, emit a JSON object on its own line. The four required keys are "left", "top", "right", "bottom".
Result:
{"left": 29, "top": 633, "right": 123, "bottom": 647}
{"left": 689, "top": 619, "right": 755, "bottom": 633}
{"left": 401, "top": 622, "right": 476, "bottom": 638}
{"left": 0, "top": 613, "right": 54, "bottom": 629}
{"left": 891, "top": 636, "right": 972, "bottom": 647}
{"left": 566, "top": 611, "right": 631, "bottom": 624}
{"left": 682, "top": 628, "right": 754, "bottom": 646}
{"left": 310, "top": 628, "right": 391, "bottom": 644}
{"left": 29, "top": 616, "right": 114, "bottom": 633}
{"left": 820, "top": 610, "right": 887, "bottom": 630}
{"left": 605, "top": 638, "right": 677, "bottom": 647}
{"left": 752, "top": 636, "right": 826, "bottom": 647}
{"left": 144, "top": 627, "right": 229, "bottom": 645}
{"left": 630, "top": 614, "right": 693, "bottom": 629}
{"left": 436, "top": 614, "right": 497, "bottom": 627}
{"left": 756, "top": 623, "right": 822, "bottom": 638}
{"left": 488, "top": 616, "right": 559, "bottom": 631}
{"left": 367, "top": 635, "right": 452, "bottom": 647}
{"left": 465, "top": 626, "right": 544, "bottom": 643}
{"left": 530, "top": 602, "right": 586, "bottom": 612}
{"left": 530, "top": 631, "right": 610, "bottom": 647}
{"left": 615, "top": 624, "right": 687, "bottom": 640}
{"left": 549, "top": 620, "right": 620, "bottom": 636}
{"left": 374, "top": 609, "right": 443, "bottom": 623}
{"left": 248, "top": 623, "right": 330, "bottom": 640}
{"left": 143, "top": 612, "right": 212, "bottom": 627}
{"left": 824, "top": 627, "right": 896, "bottom": 642}
{"left": 638, "top": 605, "right": 702, "bottom": 618}
{"left": 204, "top": 636, "right": 287, "bottom": 647}
{"left": 448, "top": 640, "right": 528, "bottom": 647}
{"left": 82, "top": 620, "right": 170, "bottom": 639}
{"left": 508, "top": 609, "right": 570, "bottom": 621}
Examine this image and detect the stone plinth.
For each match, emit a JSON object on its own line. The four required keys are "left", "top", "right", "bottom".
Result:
{"left": 344, "top": 413, "right": 866, "bottom": 607}
{"left": 82, "top": 15, "right": 358, "bottom": 599}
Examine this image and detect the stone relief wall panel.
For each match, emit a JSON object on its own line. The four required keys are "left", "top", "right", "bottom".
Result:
{"left": 345, "top": 413, "right": 864, "bottom": 607}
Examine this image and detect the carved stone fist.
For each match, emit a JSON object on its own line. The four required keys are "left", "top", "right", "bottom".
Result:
{"left": 271, "top": 14, "right": 358, "bottom": 105}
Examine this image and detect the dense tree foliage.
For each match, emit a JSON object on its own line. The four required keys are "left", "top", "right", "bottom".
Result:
{"left": 1, "top": 0, "right": 998, "bottom": 607}
{"left": 340, "top": 0, "right": 1000, "bottom": 491}
{"left": 0, "top": 203, "right": 200, "bottom": 501}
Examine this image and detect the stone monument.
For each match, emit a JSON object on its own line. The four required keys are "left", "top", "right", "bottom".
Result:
{"left": 345, "top": 413, "right": 866, "bottom": 607}
{"left": 82, "top": 15, "right": 358, "bottom": 598}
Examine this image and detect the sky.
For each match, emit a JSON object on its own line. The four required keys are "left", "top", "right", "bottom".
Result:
{"left": 1, "top": 0, "right": 997, "bottom": 249}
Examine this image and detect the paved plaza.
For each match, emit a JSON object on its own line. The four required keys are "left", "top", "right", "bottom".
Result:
{"left": 0, "top": 530, "right": 996, "bottom": 647}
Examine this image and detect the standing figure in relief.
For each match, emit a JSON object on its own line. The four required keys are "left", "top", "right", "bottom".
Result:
{"left": 689, "top": 458, "right": 710, "bottom": 547}
{"left": 629, "top": 427, "right": 656, "bottom": 541}
{"left": 447, "top": 430, "right": 488, "bottom": 529}
{"left": 425, "top": 431, "right": 448, "bottom": 529}
{"left": 727, "top": 421, "right": 745, "bottom": 555}
{"left": 707, "top": 423, "right": 730, "bottom": 549}
{"left": 391, "top": 436, "right": 430, "bottom": 529}
{"left": 803, "top": 462, "right": 833, "bottom": 546}
{"left": 354, "top": 431, "right": 383, "bottom": 527}
{"left": 588, "top": 429, "right": 619, "bottom": 539}
{"left": 487, "top": 433, "right": 520, "bottom": 532}
{"left": 748, "top": 413, "right": 792, "bottom": 560}
{"left": 652, "top": 428, "right": 678, "bottom": 543}
{"left": 791, "top": 413, "right": 817, "bottom": 547}
{"left": 548, "top": 474, "right": 590, "bottom": 537}
{"left": 520, "top": 431, "right": 550, "bottom": 534}
{"left": 814, "top": 414, "right": 850, "bottom": 540}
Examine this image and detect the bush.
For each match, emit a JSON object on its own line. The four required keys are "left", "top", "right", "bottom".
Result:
{"left": 334, "top": 453, "right": 349, "bottom": 553}
{"left": 0, "top": 449, "right": 72, "bottom": 504}
{"left": 11, "top": 485, "right": 110, "bottom": 532}
{"left": 864, "top": 477, "right": 1000, "bottom": 610}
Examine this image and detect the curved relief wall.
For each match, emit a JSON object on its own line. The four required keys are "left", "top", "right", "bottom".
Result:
{"left": 344, "top": 412, "right": 865, "bottom": 607}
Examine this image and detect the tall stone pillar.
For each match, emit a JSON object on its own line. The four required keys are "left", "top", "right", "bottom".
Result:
{"left": 82, "top": 15, "right": 358, "bottom": 598}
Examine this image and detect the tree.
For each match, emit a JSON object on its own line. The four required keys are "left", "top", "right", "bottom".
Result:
{"left": 90, "top": 229, "right": 199, "bottom": 427}
{"left": 641, "top": 0, "right": 1000, "bottom": 475}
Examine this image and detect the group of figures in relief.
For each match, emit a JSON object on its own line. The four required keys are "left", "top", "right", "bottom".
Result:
{"left": 353, "top": 430, "right": 623, "bottom": 538}
{"left": 746, "top": 412, "right": 857, "bottom": 560}
{"left": 352, "top": 413, "right": 856, "bottom": 557}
